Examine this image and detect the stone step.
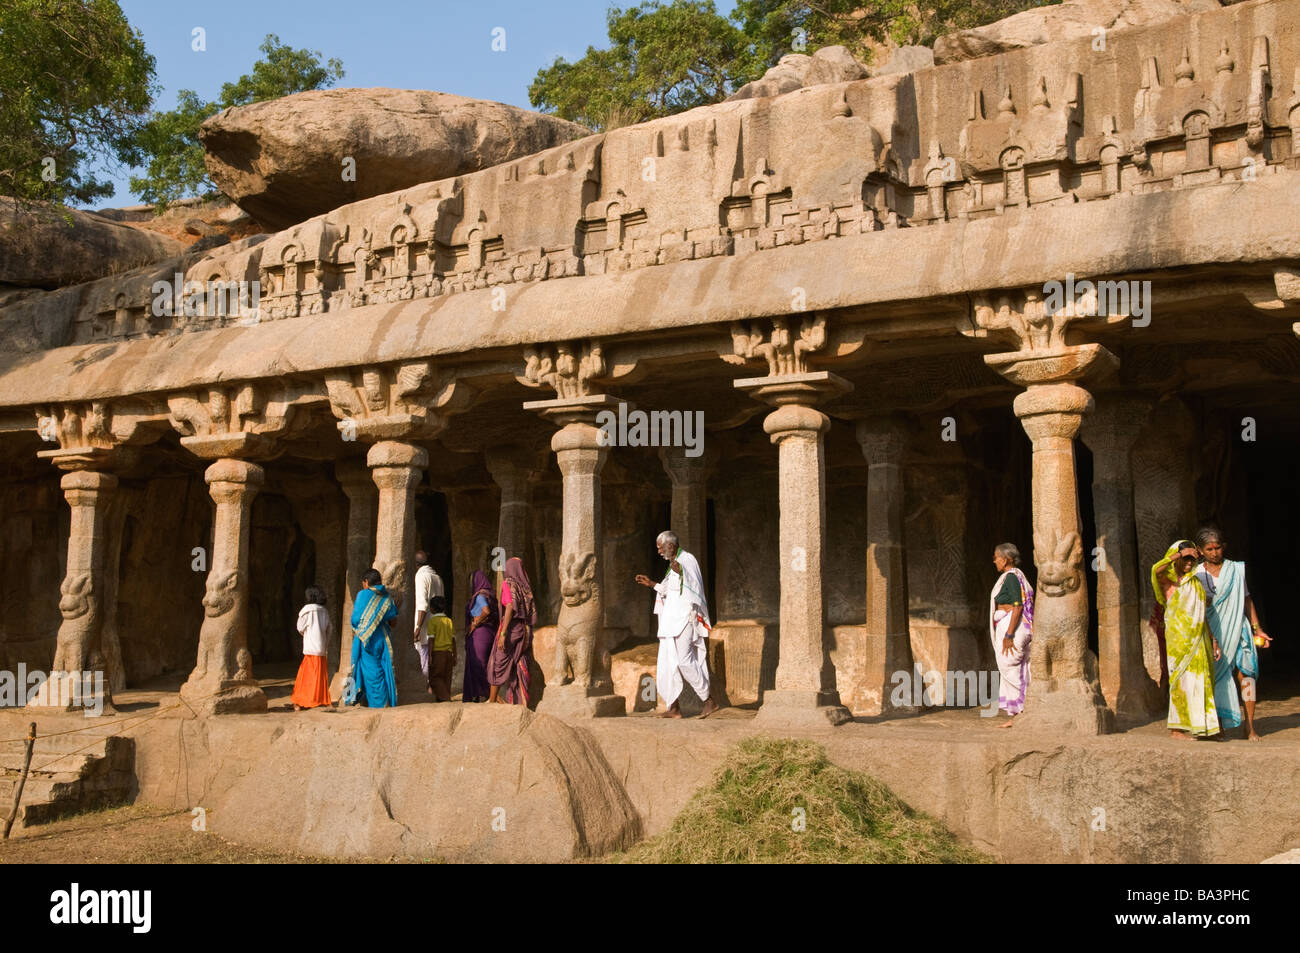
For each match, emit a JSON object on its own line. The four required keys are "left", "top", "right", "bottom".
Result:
{"left": 0, "top": 733, "right": 134, "bottom": 832}
{"left": 0, "top": 750, "right": 97, "bottom": 774}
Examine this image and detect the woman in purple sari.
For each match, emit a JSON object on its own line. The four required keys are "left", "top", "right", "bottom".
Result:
{"left": 487, "top": 557, "right": 536, "bottom": 707}
{"left": 463, "top": 570, "right": 498, "bottom": 703}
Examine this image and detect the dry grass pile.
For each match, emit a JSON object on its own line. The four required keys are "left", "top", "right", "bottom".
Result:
{"left": 616, "top": 737, "right": 991, "bottom": 864}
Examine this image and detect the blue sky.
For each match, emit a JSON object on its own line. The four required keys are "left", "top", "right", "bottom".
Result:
{"left": 103, "top": 0, "right": 739, "bottom": 208}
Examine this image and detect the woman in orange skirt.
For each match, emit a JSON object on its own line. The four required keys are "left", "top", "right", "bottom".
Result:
{"left": 292, "top": 585, "right": 333, "bottom": 710}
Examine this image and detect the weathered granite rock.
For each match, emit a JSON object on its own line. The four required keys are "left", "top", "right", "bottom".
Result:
{"left": 199, "top": 88, "right": 591, "bottom": 230}
{"left": 934, "top": 0, "right": 1223, "bottom": 64}
{"left": 728, "top": 45, "right": 868, "bottom": 101}
{"left": 871, "top": 44, "right": 935, "bottom": 76}
{"left": 135, "top": 704, "right": 642, "bottom": 861}
{"left": 0, "top": 200, "right": 185, "bottom": 289}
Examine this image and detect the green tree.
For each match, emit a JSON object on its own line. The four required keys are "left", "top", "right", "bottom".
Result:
{"left": 531, "top": 1, "right": 1052, "bottom": 129}
{"left": 529, "top": 1, "right": 763, "bottom": 131}
{"left": 130, "top": 34, "right": 343, "bottom": 208}
{"left": 733, "top": 0, "right": 1052, "bottom": 66}
{"left": 0, "top": 0, "right": 156, "bottom": 207}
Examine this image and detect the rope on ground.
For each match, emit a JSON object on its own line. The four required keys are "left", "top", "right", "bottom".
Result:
{"left": 1, "top": 685, "right": 232, "bottom": 771}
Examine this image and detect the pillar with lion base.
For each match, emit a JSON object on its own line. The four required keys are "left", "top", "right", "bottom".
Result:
{"left": 520, "top": 340, "right": 627, "bottom": 717}
{"left": 28, "top": 461, "right": 118, "bottom": 713}
{"left": 166, "top": 382, "right": 313, "bottom": 715}
{"left": 967, "top": 288, "right": 1121, "bottom": 734}
{"left": 28, "top": 402, "right": 160, "bottom": 713}
{"left": 325, "top": 361, "right": 475, "bottom": 701}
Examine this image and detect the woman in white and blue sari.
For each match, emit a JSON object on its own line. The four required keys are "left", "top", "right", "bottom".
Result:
{"left": 1195, "top": 527, "right": 1271, "bottom": 740}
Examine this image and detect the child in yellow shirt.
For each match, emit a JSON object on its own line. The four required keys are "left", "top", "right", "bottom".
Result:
{"left": 426, "top": 595, "right": 456, "bottom": 701}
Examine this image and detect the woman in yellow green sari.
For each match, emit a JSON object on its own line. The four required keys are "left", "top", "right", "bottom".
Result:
{"left": 1152, "top": 540, "right": 1221, "bottom": 739}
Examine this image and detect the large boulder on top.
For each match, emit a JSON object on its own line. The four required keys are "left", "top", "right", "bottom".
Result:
{"left": 199, "top": 88, "right": 591, "bottom": 230}
{"left": 727, "top": 45, "right": 869, "bottom": 101}
{"left": 933, "top": 0, "right": 1224, "bottom": 65}
{"left": 0, "top": 199, "right": 185, "bottom": 290}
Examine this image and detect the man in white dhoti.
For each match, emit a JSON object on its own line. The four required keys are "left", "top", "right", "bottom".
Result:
{"left": 635, "top": 530, "right": 718, "bottom": 719}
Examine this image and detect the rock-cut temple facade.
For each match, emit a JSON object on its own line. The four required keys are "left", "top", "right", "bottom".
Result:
{"left": 2, "top": 0, "right": 1299, "bottom": 732}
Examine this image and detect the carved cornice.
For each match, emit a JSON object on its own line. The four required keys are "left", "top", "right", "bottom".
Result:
{"left": 516, "top": 339, "right": 639, "bottom": 399}
{"left": 324, "top": 361, "right": 474, "bottom": 441}
{"left": 34, "top": 400, "right": 161, "bottom": 470}
{"left": 168, "top": 381, "right": 307, "bottom": 459}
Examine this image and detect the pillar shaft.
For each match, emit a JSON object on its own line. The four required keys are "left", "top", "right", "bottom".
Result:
{"left": 368, "top": 440, "right": 427, "bottom": 699}
{"left": 485, "top": 450, "right": 536, "bottom": 566}
{"left": 1013, "top": 383, "right": 1112, "bottom": 733}
{"left": 32, "top": 470, "right": 118, "bottom": 710}
{"left": 332, "top": 461, "right": 376, "bottom": 699}
{"left": 181, "top": 458, "right": 267, "bottom": 715}
{"left": 857, "top": 419, "right": 915, "bottom": 715}
{"left": 1082, "top": 398, "right": 1164, "bottom": 721}
{"left": 522, "top": 395, "right": 625, "bottom": 717}
{"left": 659, "top": 447, "right": 711, "bottom": 585}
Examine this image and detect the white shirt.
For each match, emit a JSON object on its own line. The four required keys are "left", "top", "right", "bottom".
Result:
{"left": 1195, "top": 563, "right": 1248, "bottom": 600}
{"left": 653, "top": 549, "right": 709, "bottom": 641}
{"left": 296, "top": 604, "right": 332, "bottom": 657}
{"left": 414, "top": 565, "right": 445, "bottom": 644}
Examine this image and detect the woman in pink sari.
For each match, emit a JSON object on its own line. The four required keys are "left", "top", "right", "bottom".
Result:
{"left": 989, "top": 542, "right": 1035, "bottom": 726}
{"left": 487, "top": 557, "right": 536, "bottom": 706}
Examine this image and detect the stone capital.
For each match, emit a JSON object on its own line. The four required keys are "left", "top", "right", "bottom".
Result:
{"left": 762, "top": 403, "right": 829, "bottom": 444}
{"left": 523, "top": 392, "right": 627, "bottom": 429}
{"left": 365, "top": 440, "right": 429, "bottom": 470}
{"left": 855, "top": 416, "right": 909, "bottom": 464}
{"left": 658, "top": 444, "right": 715, "bottom": 487}
{"left": 734, "top": 370, "right": 852, "bottom": 408}
{"left": 335, "top": 458, "right": 376, "bottom": 497}
{"left": 485, "top": 447, "right": 545, "bottom": 492}
{"left": 985, "top": 342, "right": 1118, "bottom": 387}
{"left": 205, "top": 459, "right": 265, "bottom": 506}
{"left": 1013, "top": 382, "right": 1093, "bottom": 444}
{"left": 1079, "top": 395, "right": 1152, "bottom": 457}
{"left": 59, "top": 469, "right": 119, "bottom": 501}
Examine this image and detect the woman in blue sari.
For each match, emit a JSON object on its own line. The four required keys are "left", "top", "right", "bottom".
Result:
{"left": 344, "top": 568, "right": 399, "bottom": 708}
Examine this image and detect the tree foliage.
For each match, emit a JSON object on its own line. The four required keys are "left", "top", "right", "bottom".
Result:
{"left": 531, "top": 0, "right": 1049, "bottom": 129}
{"left": 733, "top": 0, "right": 1043, "bottom": 66}
{"left": 529, "top": 1, "right": 763, "bottom": 131}
{"left": 130, "top": 34, "right": 344, "bottom": 208}
{"left": 0, "top": 0, "right": 156, "bottom": 206}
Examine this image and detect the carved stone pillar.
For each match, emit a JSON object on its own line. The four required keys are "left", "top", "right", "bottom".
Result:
{"left": 658, "top": 445, "right": 713, "bottom": 584}
{"left": 903, "top": 460, "right": 980, "bottom": 706}
{"left": 485, "top": 448, "right": 539, "bottom": 568}
{"left": 1131, "top": 398, "right": 1200, "bottom": 687}
{"left": 331, "top": 460, "right": 376, "bottom": 700}
{"left": 368, "top": 440, "right": 427, "bottom": 699}
{"left": 736, "top": 372, "right": 852, "bottom": 728}
{"left": 29, "top": 469, "right": 118, "bottom": 711}
{"left": 325, "top": 361, "right": 477, "bottom": 700}
{"left": 992, "top": 368, "right": 1113, "bottom": 734}
{"left": 856, "top": 417, "right": 916, "bottom": 715}
{"left": 1081, "top": 397, "right": 1165, "bottom": 721}
{"left": 972, "top": 289, "right": 1119, "bottom": 734}
{"left": 180, "top": 459, "right": 267, "bottom": 715}
{"left": 523, "top": 395, "right": 625, "bottom": 717}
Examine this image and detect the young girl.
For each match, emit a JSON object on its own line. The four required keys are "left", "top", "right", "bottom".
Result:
{"left": 292, "top": 585, "right": 333, "bottom": 710}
